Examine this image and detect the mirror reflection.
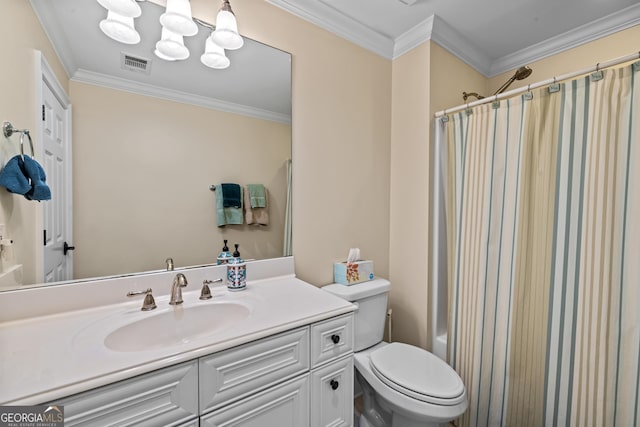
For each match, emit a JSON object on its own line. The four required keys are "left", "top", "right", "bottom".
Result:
{"left": 0, "top": 0, "right": 292, "bottom": 290}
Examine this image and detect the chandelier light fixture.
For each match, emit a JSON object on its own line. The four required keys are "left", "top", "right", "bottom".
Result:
{"left": 96, "top": 0, "right": 242, "bottom": 69}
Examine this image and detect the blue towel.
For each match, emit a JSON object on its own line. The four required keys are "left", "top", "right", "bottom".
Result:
{"left": 215, "top": 185, "right": 243, "bottom": 226}
{"left": 221, "top": 183, "right": 242, "bottom": 208}
{"left": 23, "top": 156, "right": 51, "bottom": 201}
{"left": 0, "top": 156, "right": 31, "bottom": 195}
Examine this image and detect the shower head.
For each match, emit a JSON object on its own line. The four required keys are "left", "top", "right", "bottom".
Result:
{"left": 514, "top": 66, "right": 533, "bottom": 80}
{"left": 493, "top": 66, "right": 533, "bottom": 95}
{"left": 461, "top": 66, "right": 533, "bottom": 102}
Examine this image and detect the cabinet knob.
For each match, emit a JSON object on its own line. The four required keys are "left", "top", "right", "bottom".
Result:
{"left": 331, "top": 334, "right": 340, "bottom": 344}
{"left": 330, "top": 379, "right": 339, "bottom": 390}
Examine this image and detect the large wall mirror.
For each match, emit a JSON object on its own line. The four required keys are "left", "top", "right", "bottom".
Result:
{"left": 0, "top": 0, "right": 292, "bottom": 290}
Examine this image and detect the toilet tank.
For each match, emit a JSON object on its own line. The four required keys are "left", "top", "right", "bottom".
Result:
{"left": 323, "top": 278, "right": 391, "bottom": 352}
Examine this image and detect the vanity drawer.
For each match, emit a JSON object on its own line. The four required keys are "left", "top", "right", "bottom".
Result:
{"left": 49, "top": 360, "right": 198, "bottom": 427}
{"left": 200, "top": 375, "right": 309, "bottom": 427}
{"left": 199, "top": 326, "right": 309, "bottom": 414}
{"left": 310, "top": 314, "right": 354, "bottom": 368}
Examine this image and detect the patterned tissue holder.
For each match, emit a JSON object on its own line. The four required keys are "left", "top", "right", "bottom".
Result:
{"left": 333, "top": 260, "right": 374, "bottom": 285}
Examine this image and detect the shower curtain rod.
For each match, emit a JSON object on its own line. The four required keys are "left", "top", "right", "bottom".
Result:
{"left": 434, "top": 51, "right": 640, "bottom": 118}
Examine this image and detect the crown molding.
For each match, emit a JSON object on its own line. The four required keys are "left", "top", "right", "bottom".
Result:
{"left": 392, "top": 15, "right": 434, "bottom": 59}
{"left": 267, "top": 0, "right": 640, "bottom": 78}
{"left": 266, "top": 0, "right": 395, "bottom": 59}
{"left": 72, "top": 69, "right": 292, "bottom": 124}
{"left": 392, "top": 15, "right": 492, "bottom": 75}
{"left": 488, "top": 3, "right": 640, "bottom": 76}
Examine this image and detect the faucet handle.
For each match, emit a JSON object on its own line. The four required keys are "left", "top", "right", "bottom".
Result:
{"left": 127, "top": 288, "right": 157, "bottom": 311}
{"left": 200, "top": 278, "right": 223, "bottom": 300}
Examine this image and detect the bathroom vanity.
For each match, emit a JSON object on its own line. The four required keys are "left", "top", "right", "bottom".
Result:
{"left": 0, "top": 258, "right": 355, "bottom": 426}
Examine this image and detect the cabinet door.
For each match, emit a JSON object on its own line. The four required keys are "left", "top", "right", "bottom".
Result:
{"left": 200, "top": 375, "right": 309, "bottom": 427}
{"left": 50, "top": 360, "right": 199, "bottom": 427}
{"left": 311, "top": 355, "right": 354, "bottom": 427}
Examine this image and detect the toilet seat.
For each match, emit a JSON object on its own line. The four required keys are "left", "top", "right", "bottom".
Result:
{"left": 369, "top": 342, "right": 465, "bottom": 406}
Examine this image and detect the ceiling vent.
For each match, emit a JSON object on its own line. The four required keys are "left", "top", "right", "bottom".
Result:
{"left": 121, "top": 53, "right": 152, "bottom": 75}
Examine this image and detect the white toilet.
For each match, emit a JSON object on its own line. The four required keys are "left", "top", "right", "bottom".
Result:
{"left": 323, "top": 278, "right": 467, "bottom": 427}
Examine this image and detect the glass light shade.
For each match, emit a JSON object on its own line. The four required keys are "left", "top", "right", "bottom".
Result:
{"left": 200, "top": 38, "right": 230, "bottom": 69}
{"left": 99, "top": 11, "right": 140, "bottom": 44}
{"left": 211, "top": 10, "right": 243, "bottom": 50}
{"left": 159, "top": 0, "right": 198, "bottom": 37}
{"left": 154, "top": 49, "right": 177, "bottom": 62}
{"left": 155, "top": 27, "right": 190, "bottom": 60}
{"left": 97, "top": 0, "right": 141, "bottom": 18}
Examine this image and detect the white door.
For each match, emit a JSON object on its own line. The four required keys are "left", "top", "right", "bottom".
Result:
{"left": 42, "top": 81, "right": 72, "bottom": 283}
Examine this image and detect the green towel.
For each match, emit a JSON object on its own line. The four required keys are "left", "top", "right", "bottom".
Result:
{"left": 247, "top": 184, "right": 267, "bottom": 208}
{"left": 221, "top": 183, "right": 242, "bottom": 207}
{"left": 216, "top": 185, "right": 243, "bottom": 226}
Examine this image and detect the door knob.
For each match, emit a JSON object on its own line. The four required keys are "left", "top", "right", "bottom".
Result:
{"left": 63, "top": 241, "right": 75, "bottom": 256}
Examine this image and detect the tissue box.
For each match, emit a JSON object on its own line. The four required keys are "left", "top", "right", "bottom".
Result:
{"left": 333, "top": 260, "right": 374, "bottom": 285}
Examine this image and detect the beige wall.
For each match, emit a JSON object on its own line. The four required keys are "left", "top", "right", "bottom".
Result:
{"left": 388, "top": 42, "right": 487, "bottom": 348}
{"left": 70, "top": 82, "right": 290, "bottom": 279}
{"left": 201, "top": 0, "right": 393, "bottom": 285}
{"left": 389, "top": 44, "right": 431, "bottom": 348}
{"left": 0, "top": 1, "right": 68, "bottom": 285}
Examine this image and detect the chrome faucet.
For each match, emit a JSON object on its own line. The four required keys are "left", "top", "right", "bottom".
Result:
{"left": 169, "top": 273, "right": 188, "bottom": 305}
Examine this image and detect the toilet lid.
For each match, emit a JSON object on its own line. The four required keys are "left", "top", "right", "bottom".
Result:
{"left": 369, "top": 342, "right": 465, "bottom": 405}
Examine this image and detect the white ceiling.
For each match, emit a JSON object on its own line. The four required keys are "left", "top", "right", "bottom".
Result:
{"left": 267, "top": 0, "right": 640, "bottom": 76}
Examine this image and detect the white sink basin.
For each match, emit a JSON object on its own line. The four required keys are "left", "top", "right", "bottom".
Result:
{"left": 104, "top": 302, "right": 250, "bottom": 352}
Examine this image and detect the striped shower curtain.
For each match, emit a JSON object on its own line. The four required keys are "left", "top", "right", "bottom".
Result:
{"left": 438, "top": 61, "right": 640, "bottom": 426}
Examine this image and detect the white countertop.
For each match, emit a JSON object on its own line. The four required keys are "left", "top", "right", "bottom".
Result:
{"left": 0, "top": 267, "right": 354, "bottom": 405}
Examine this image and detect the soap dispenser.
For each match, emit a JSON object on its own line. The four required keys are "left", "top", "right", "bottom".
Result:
{"left": 227, "top": 243, "right": 246, "bottom": 291}
{"left": 217, "top": 239, "right": 233, "bottom": 265}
